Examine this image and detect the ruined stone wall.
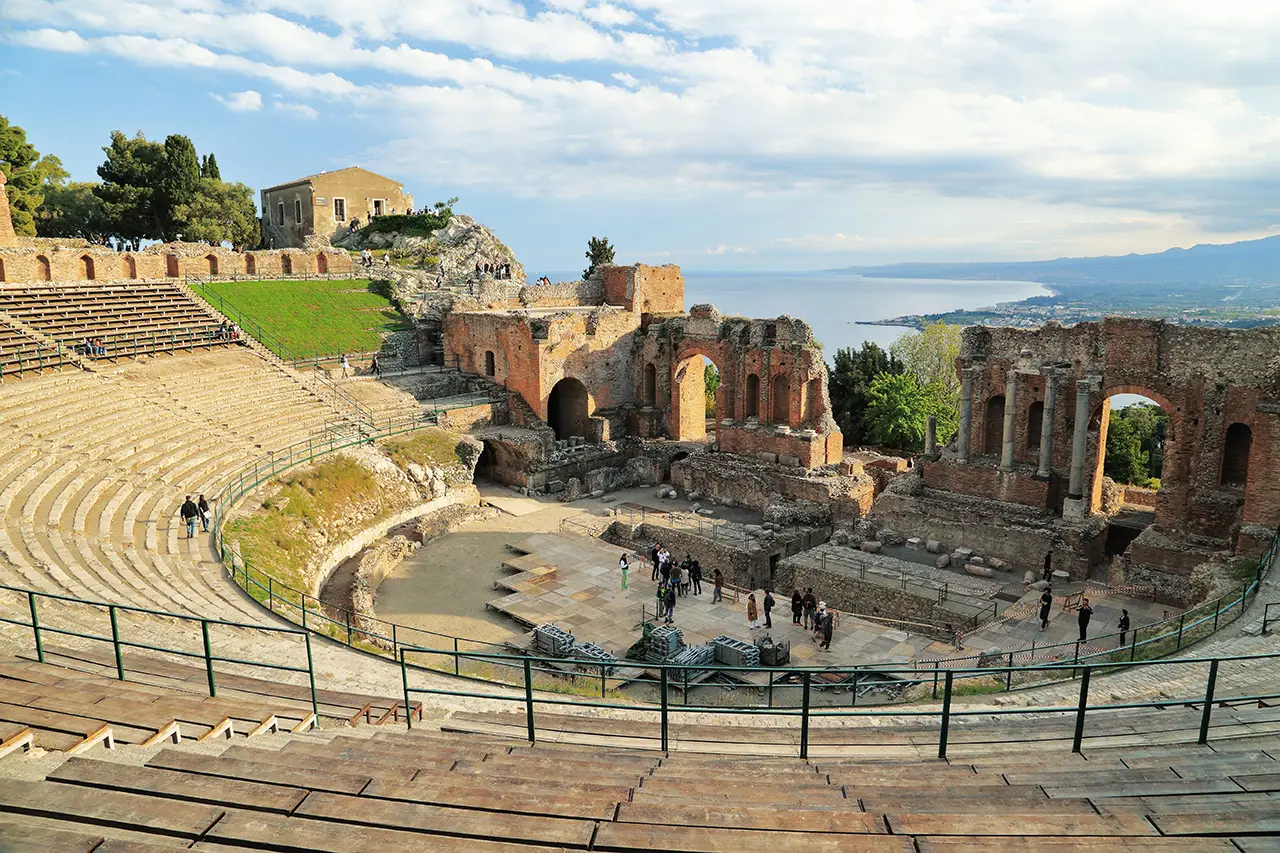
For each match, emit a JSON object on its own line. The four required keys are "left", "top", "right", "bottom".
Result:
{"left": 670, "top": 453, "right": 875, "bottom": 519}
{"left": 0, "top": 242, "right": 351, "bottom": 283}
{"left": 601, "top": 263, "right": 685, "bottom": 314}
{"left": 518, "top": 280, "right": 604, "bottom": 307}
{"left": 0, "top": 173, "right": 16, "bottom": 247}
{"left": 773, "top": 558, "right": 979, "bottom": 631}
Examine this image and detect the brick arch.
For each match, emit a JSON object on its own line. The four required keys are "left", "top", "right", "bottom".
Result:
{"left": 1089, "top": 385, "right": 1178, "bottom": 517}
{"left": 670, "top": 349, "right": 727, "bottom": 442}
{"left": 121, "top": 255, "right": 137, "bottom": 279}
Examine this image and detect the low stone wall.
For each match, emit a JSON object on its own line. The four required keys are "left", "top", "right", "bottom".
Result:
{"left": 518, "top": 280, "right": 603, "bottom": 307}
{"left": 436, "top": 402, "right": 502, "bottom": 433}
{"left": 0, "top": 241, "right": 352, "bottom": 283}
{"left": 1123, "top": 486, "right": 1158, "bottom": 509}
{"left": 774, "top": 556, "right": 979, "bottom": 632}
{"left": 670, "top": 453, "right": 875, "bottom": 520}
{"left": 717, "top": 422, "right": 842, "bottom": 468}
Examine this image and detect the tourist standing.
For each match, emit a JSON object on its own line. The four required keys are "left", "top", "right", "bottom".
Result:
{"left": 1039, "top": 588, "right": 1053, "bottom": 631}
{"left": 619, "top": 553, "right": 629, "bottom": 590}
{"left": 340, "top": 354, "right": 351, "bottom": 378}
{"left": 371, "top": 354, "right": 381, "bottom": 377}
{"left": 820, "top": 607, "right": 834, "bottom": 651}
{"left": 802, "top": 588, "right": 817, "bottom": 630}
{"left": 813, "top": 603, "right": 827, "bottom": 642}
{"left": 763, "top": 589, "right": 775, "bottom": 629}
{"left": 179, "top": 495, "right": 200, "bottom": 539}
{"left": 1077, "top": 597, "right": 1094, "bottom": 643}
{"left": 196, "top": 494, "right": 211, "bottom": 533}
{"left": 1118, "top": 609, "right": 1130, "bottom": 646}
{"left": 712, "top": 568, "right": 724, "bottom": 603}
{"left": 650, "top": 544, "right": 661, "bottom": 581}
{"left": 679, "top": 563, "right": 690, "bottom": 596}
{"left": 690, "top": 560, "right": 703, "bottom": 595}
{"left": 746, "top": 594, "right": 760, "bottom": 630}
{"left": 663, "top": 584, "right": 676, "bottom": 624}
{"left": 791, "top": 589, "right": 803, "bottom": 625}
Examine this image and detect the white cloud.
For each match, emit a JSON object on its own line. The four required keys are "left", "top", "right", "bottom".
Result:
{"left": 212, "top": 89, "right": 263, "bottom": 111}
{"left": 10, "top": 0, "right": 1280, "bottom": 257}
{"left": 274, "top": 100, "right": 317, "bottom": 119}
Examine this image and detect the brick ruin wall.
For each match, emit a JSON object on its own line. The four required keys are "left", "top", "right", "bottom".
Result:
{"left": 0, "top": 241, "right": 352, "bottom": 284}
{"left": 670, "top": 454, "right": 875, "bottom": 520}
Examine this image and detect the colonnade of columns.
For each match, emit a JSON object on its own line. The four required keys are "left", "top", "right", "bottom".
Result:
{"left": 948, "top": 367, "right": 1101, "bottom": 496}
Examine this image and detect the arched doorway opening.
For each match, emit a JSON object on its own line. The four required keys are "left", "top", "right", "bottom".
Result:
{"left": 547, "top": 377, "right": 590, "bottom": 442}
{"left": 744, "top": 373, "right": 760, "bottom": 419}
{"left": 317, "top": 253, "right": 329, "bottom": 274}
{"left": 1092, "top": 391, "right": 1172, "bottom": 560}
{"left": 206, "top": 254, "right": 218, "bottom": 276}
{"left": 0, "top": 258, "right": 6, "bottom": 282}
{"left": 642, "top": 362, "right": 657, "bottom": 408}
{"left": 1220, "top": 423, "right": 1251, "bottom": 487}
{"left": 1026, "top": 401, "right": 1044, "bottom": 452}
{"left": 165, "top": 254, "right": 179, "bottom": 277}
{"left": 281, "top": 254, "right": 293, "bottom": 274}
{"left": 983, "top": 395, "right": 1005, "bottom": 455}
{"left": 245, "top": 254, "right": 257, "bottom": 275}
{"left": 79, "top": 255, "right": 95, "bottom": 280}
{"left": 770, "top": 373, "right": 790, "bottom": 426}
{"left": 484, "top": 350, "right": 496, "bottom": 377}
{"left": 122, "top": 256, "right": 137, "bottom": 279}
{"left": 671, "top": 354, "right": 723, "bottom": 442}
{"left": 36, "top": 255, "right": 51, "bottom": 281}
{"left": 805, "top": 377, "right": 824, "bottom": 423}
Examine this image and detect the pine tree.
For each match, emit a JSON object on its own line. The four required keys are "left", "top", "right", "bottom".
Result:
{"left": 583, "top": 236, "right": 616, "bottom": 280}
{"left": 200, "top": 153, "right": 221, "bottom": 180}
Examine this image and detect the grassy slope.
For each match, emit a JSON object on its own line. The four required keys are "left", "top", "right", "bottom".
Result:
{"left": 202, "top": 278, "right": 410, "bottom": 355}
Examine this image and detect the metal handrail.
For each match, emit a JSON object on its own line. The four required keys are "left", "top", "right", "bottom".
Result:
{"left": 0, "top": 583, "right": 318, "bottom": 720}
{"left": 398, "top": 643, "right": 1280, "bottom": 758}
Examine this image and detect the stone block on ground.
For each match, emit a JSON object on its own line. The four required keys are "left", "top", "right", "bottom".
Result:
{"left": 1052, "top": 569, "right": 1071, "bottom": 582}
{"left": 876, "top": 528, "right": 905, "bottom": 547}
{"left": 906, "top": 537, "right": 923, "bottom": 550}
{"left": 546, "top": 480, "right": 565, "bottom": 494}
{"left": 966, "top": 563, "right": 995, "bottom": 578}
{"left": 860, "top": 540, "right": 883, "bottom": 554}
{"left": 987, "top": 557, "right": 1008, "bottom": 571}
{"left": 779, "top": 455, "right": 802, "bottom": 467}
{"left": 758, "top": 452, "right": 778, "bottom": 464}
{"left": 953, "top": 547, "right": 974, "bottom": 560}
{"left": 935, "top": 554, "right": 951, "bottom": 568}
{"left": 968, "top": 556, "right": 985, "bottom": 567}
{"left": 926, "top": 539, "right": 943, "bottom": 554}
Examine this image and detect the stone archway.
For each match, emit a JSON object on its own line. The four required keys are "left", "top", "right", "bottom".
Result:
{"left": 206, "top": 255, "right": 219, "bottom": 276}
{"left": 770, "top": 373, "right": 791, "bottom": 425}
{"left": 547, "top": 377, "right": 590, "bottom": 442}
{"left": 281, "top": 254, "right": 293, "bottom": 275}
{"left": 36, "top": 255, "right": 51, "bottom": 281}
{"left": 122, "top": 256, "right": 137, "bottom": 279}
{"left": 670, "top": 351, "right": 725, "bottom": 442}
{"left": 245, "top": 254, "right": 257, "bottom": 275}
{"left": 317, "top": 253, "right": 329, "bottom": 274}
{"left": 165, "top": 254, "right": 179, "bottom": 277}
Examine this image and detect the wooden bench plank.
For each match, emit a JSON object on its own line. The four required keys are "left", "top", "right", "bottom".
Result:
{"left": 145, "top": 749, "right": 372, "bottom": 795}
{"left": 363, "top": 777, "right": 621, "bottom": 821}
{"left": 0, "top": 779, "right": 223, "bottom": 839}
{"left": 860, "top": 795, "right": 1095, "bottom": 814}
{"left": 1097, "top": 794, "right": 1278, "bottom": 814}
{"left": 47, "top": 757, "right": 308, "bottom": 814}
{"left": 1149, "top": 813, "right": 1280, "bottom": 836}
{"left": 915, "top": 837, "right": 1237, "bottom": 851}
{"left": 593, "top": 822, "right": 913, "bottom": 852}
{"left": 0, "top": 815, "right": 103, "bottom": 853}
{"left": 618, "top": 802, "right": 882, "bottom": 834}
{"left": 203, "top": 811, "right": 566, "bottom": 853}
{"left": 293, "top": 791, "right": 595, "bottom": 847}
{"left": 1234, "top": 773, "right": 1280, "bottom": 793}
{"left": 1044, "top": 780, "right": 1243, "bottom": 799}
{"left": 1004, "top": 769, "right": 1180, "bottom": 786}
{"left": 886, "top": 813, "right": 1158, "bottom": 837}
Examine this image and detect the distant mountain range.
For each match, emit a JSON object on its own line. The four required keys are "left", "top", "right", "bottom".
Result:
{"left": 838, "top": 234, "right": 1280, "bottom": 287}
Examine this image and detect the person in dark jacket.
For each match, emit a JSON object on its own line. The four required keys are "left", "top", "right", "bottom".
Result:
{"left": 180, "top": 495, "right": 200, "bottom": 539}
{"left": 763, "top": 589, "right": 775, "bottom": 629}
{"left": 1077, "top": 597, "right": 1094, "bottom": 642}
{"left": 1039, "top": 588, "right": 1053, "bottom": 631}
{"left": 821, "top": 608, "right": 834, "bottom": 650}
{"left": 196, "top": 494, "right": 211, "bottom": 532}
{"left": 802, "top": 588, "right": 817, "bottom": 630}
{"left": 650, "top": 544, "right": 661, "bottom": 581}
{"left": 712, "top": 568, "right": 724, "bottom": 602}
{"left": 1118, "top": 609, "right": 1130, "bottom": 646}
{"left": 663, "top": 584, "right": 676, "bottom": 624}
{"left": 689, "top": 560, "right": 703, "bottom": 595}
{"left": 791, "top": 589, "right": 804, "bottom": 625}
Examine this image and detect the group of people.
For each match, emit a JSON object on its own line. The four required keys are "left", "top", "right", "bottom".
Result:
{"left": 1038, "top": 588, "right": 1131, "bottom": 645}
{"left": 620, "top": 544, "right": 722, "bottom": 625}
{"left": 474, "top": 260, "right": 513, "bottom": 279}
{"left": 215, "top": 322, "right": 241, "bottom": 341}
{"left": 359, "top": 249, "right": 392, "bottom": 269}
{"left": 793, "top": 588, "right": 836, "bottom": 650}
{"left": 79, "top": 337, "right": 108, "bottom": 358}
{"left": 179, "top": 494, "right": 212, "bottom": 538}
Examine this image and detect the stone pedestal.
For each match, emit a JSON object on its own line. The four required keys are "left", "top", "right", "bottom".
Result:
{"left": 1062, "top": 496, "right": 1088, "bottom": 521}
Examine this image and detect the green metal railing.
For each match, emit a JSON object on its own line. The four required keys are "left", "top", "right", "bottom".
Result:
{"left": 398, "top": 643, "right": 1280, "bottom": 758}
{"left": 0, "top": 584, "right": 318, "bottom": 720}
{"left": 1, "top": 342, "right": 69, "bottom": 381}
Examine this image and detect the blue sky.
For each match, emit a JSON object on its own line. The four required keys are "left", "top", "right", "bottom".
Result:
{"left": 4, "top": 0, "right": 1280, "bottom": 272}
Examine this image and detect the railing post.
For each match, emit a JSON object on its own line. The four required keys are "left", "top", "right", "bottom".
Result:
{"left": 659, "top": 666, "right": 670, "bottom": 752}
{"left": 800, "top": 670, "right": 812, "bottom": 759}
{"left": 400, "top": 649, "right": 413, "bottom": 731}
{"left": 346, "top": 610, "right": 353, "bottom": 646}
{"left": 1176, "top": 613, "right": 1185, "bottom": 650}
{"left": 392, "top": 623, "right": 398, "bottom": 659}
{"left": 1130, "top": 626, "right": 1138, "bottom": 662}
{"left": 304, "top": 632, "right": 319, "bottom": 725}
{"left": 267, "top": 576, "right": 273, "bottom": 612}
{"left": 932, "top": 661, "right": 939, "bottom": 700}
{"left": 27, "top": 591, "right": 43, "bottom": 663}
{"left": 301, "top": 594, "right": 308, "bottom": 630}
{"left": 938, "top": 671, "right": 954, "bottom": 759}
{"left": 1071, "top": 666, "right": 1092, "bottom": 753}
{"left": 1213, "top": 596, "right": 1222, "bottom": 632}
{"left": 201, "top": 620, "right": 217, "bottom": 697}
{"left": 523, "top": 658, "right": 536, "bottom": 743}
{"left": 453, "top": 636, "right": 460, "bottom": 676}
{"left": 1006, "top": 653, "right": 1014, "bottom": 691}
{"left": 1198, "top": 659, "right": 1219, "bottom": 745}
{"left": 851, "top": 670, "right": 859, "bottom": 707}
{"left": 109, "top": 605, "right": 125, "bottom": 681}
{"left": 601, "top": 662, "right": 607, "bottom": 699}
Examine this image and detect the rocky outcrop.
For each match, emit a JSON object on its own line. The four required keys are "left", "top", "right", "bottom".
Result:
{"left": 338, "top": 214, "right": 525, "bottom": 291}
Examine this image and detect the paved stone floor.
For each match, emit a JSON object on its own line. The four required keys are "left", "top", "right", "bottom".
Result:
{"left": 488, "top": 531, "right": 948, "bottom": 668}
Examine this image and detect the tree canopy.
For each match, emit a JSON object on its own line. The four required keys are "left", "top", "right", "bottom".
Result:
{"left": 583, "top": 236, "right": 615, "bottom": 280}
{"left": 1105, "top": 402, "right": 1167, "bottom": 488}
{"left": 0, "top": 114, "right": 68, "bottom": 236}
{"left": 704, "top": 362, "right": 720, "bottom": 418}
{"left": 171, "top": 179, "right": 259, "bottom": 248}
{"left": 827, "top": 342, "right": 901, "bottom": 445}
{"left": 862, "top": 371, "right": 957, "bottom": 453}
{"left": 34, "top": 181, "right": 110, "bottom": 243}
{"left": 891, "top": 320, "right": 962, "bottom": 401}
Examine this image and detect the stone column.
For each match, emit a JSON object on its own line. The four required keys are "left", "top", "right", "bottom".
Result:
{"left": 924, "top": 415, "right": 937, "bottom": 455}
{"left": 999, "top": 371, "right": 1019, "bottom": 471}
{"left": 1067, "top": 375, "right": 1102, "bottom": 500}
{"left": 957, "top": 366, "right": 977, "bottom": 462}
{"left": 1036, "top": 368, "right": 1059, "bottom": 478}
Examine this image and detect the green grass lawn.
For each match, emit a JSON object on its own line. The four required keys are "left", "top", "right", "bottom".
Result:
{"left": 200, "top": 278, "right": 410, "bottom": 355}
